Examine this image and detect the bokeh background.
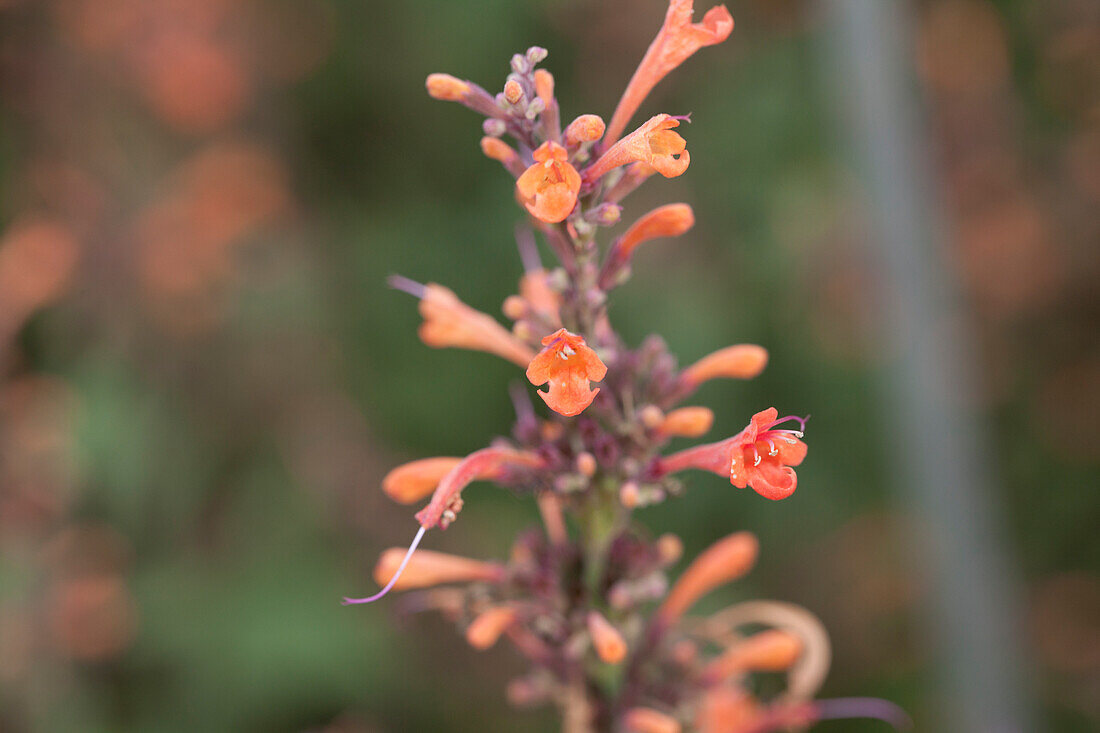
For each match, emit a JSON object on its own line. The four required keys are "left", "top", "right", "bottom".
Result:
{"left": 0, "top": 0, "right": 1097, "bottom": 731}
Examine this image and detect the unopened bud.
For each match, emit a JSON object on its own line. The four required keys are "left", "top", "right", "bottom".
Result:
{"left": 382, "top": 456, "right": 463, "bottom": 504}
{"left": 373, "top": 547, "right": 505, "bottom": 591}
{"left": 659, "top": 407, "right": 714, "bottom": 437}
{"left": 564, "top": 114, "right": 606, "bottom": 146}
{"left": 584, "top": 203, "right": 622, "bottom": 227}
{"left": 481, "top": 136, "right": 518, "bottom": 164}
{"left": 524, "top": 97, "right": 545, "bottom": 120}
{"left": 483, "top": 117, "right": 507, "bottom": 137}
{"left": 681, "top": 345, "right": 769, "bottom": 387}
{"left": 503, "top": 79, "right": 524, "bottom": 105}
{"left": 426, "top": 73, "right": 469, "bottom": 101}
{"left": 623, "top": 707, "right": 682, "bottom": 733}
{"left": 576, "top": 452, "right": 597, "bottom": 477}
{"left": 510, "top": 53, "right": 530, "bottom": 74}
{"left": 656, "top": 533, "right": 684, "bottom": 566}
{"left": 640, "top": 405, "right": 665, "bottom": 430}
{"left": 502, "top": 295, "right": 527, "bottom": 320}
{"left": 533, "top": 69, "right": 554, "bottom": 105}
{"left": 466, "top": 605, "right": 519, "bottom": 650}
{"left": 587, "top": 611, "right": 628, "bottom": 664}
{"left": 620, "top": 481, "right": 640, "bottom": 508}
{"left": 526, "top": 46, "right": 548, "bottom": 65}
{"left": 656, "top": 532, "right": 759, "bottom": 627}
{"left": 512, "top": 320, "right": 535, "bottom": 342}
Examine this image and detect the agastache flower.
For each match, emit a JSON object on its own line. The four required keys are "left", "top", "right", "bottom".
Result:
{"left": 516, "top": 141, "right": 581, "bottom": 223}
{"left": 480, "top": 136, "right": 525, "bottom": 177}
{"left": 564, "top": 114, "right": 606, "bottom": 148}
{"left": 699, "top": 629, "right": 804, "bottom": 684}
{"left": 467, "top": 604, "right": 520, "bottom": 650}
{"left": 680, "top": 344, "right": 769, "bottom": 388}
{"left": 604, "top": 0, "right": 734, "bottom": 147}
{"left": 389, "top": 276, "right": 536, "bottom": 368}
{"left": 657, "top": 408, "right": 808, "bottom": 501}
{"left": 382, "top": 456, "right": 463, "bottom": 504}
{"left": 415, "top": 446, "right": 546, "bottom": 529}
{"left": 658, "top": 406, "right": 714, "bottom": 438}
{"left": 583, "top": 114, "right": 690, "bottom": 184}
{"left": 525, "top": 328, "right": 608, "bottom": 416}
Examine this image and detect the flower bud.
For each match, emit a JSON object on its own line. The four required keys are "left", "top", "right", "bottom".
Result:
{"left": 533, "top": 69, "right": 554, "bottom": 105}
{"left": 576, "top": 452, "right": 597, "bottom": 477}
{"left": 587, "top": 611, "right": 628, "bottom": 664}
{"left": 372, "top": 547, "right": 505, "bottom": 591}
{"left": 382, "top": 457, "right": 463, "bottom": 504}
{"left": 656, "top": 533, "right": 684, "bottom": 565}
{"left": 503, "top": 79, "right": 524, "bottom": 105}
{"left": 426, "top": 73, "right": 470, "bottom": 101}
{"left": 564, "top": 114, "right": 606, "bottom": 146}
{"left": 681, "top": 344, "right": 768, "bottom": 387}
{"left": 640, "top": 404, "right": 665, "bottom": 430}
{"left": 658, "top": 407, "right": 714, "bottom": 437}
{"left": 483, "top": 117, "right": 507, "bottom": 137}
{"left": 466, "top": 605, "right": 519, "bottom": 650}
{"left": 620, "top": 481, "right": 641, "bottom": 508}
{"left": 701, "top": 629, "right": 804, "bottom": 683}
{"left": 526, "top": 46, "right": 549, "bottom": 65}
{"left": 623, "top": 707, "right": 681, "bottom": 733}
{"left": 655, "top": 532, "right": 758, "bottom": 627}
{"left": 502, "top": 294, "right": 527, "bottom": 320}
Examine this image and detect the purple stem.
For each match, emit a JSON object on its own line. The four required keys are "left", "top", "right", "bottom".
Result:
{"left": 815, "top": 697, "right": 913, "bottom": 730}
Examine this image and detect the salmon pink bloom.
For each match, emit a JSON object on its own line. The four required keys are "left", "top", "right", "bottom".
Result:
{"left": 415, "top": 446, "right": 546, "bottom": 530}
{"left": 564, "top": 114, "right": 606, "bottom": 147}
{"left": 605, "top": 0, "right": 734, "bottom": 147}
{"left": 390, "top": 276, "right": 536, "bottom": 368}
{"left": 382, "top": 456, "right": 463, "bottom": 504}
{"left": 467, "top": 604, "right": 520, "bottom": 650}
{"left": 425, "top": 73, "right": 470, "bottom": 101}
{"left": 680, "top": 344, "right": 768, "bottom": 387}
{"left": 583, "top": 114, "right": 690, "bottom": 184}
{"left": 480, "top": 136, "right": 524, "bottom": 177}
{"left": 516, "top": 141, "right": 581, "bottom": 223}
{"left": 526, "top": 328, "right": 608, "bottom": 416}
{"left": 658, "top": 408, "right": 808, "bottom": 501}
{"left": 655, "top": 532, "right": 758, "bottom": 628}
{"left": 658, "top": 406, "right": 714, "bottom": 437}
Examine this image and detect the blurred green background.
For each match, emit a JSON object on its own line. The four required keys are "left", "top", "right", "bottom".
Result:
{"left": 1, "top": 0, "right": 1097, "bottom": 731}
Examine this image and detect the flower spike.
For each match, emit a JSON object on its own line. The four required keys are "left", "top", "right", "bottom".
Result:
{"left": 583, "top": 114, "right": 690, "bottom": 184}
{"left": 526, "top": 328, "right": 608, "bottom": 417}
{"left": 604, "top": 0, "right": 734, "bottom": 147}
{"left": 516, "top": 141, "right": 581, "bottom": 223}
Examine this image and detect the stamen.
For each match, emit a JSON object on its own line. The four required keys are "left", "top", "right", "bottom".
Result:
{"left": 387, "top": 274, "right": 428, "bottom": 299}
{"left": 342, "top": 525, "right": 427, "bottom": 605}
{"left": 764, "top": 438, "right": 778, "bottom": 457}
{"left": 670, "top": 113, "right": 693, "bottom": 123}
{"left": 752, "top": 445, "right": 761, "bottom": 467}
{"left": 814, "top": 697, "right": 913, "bottom": 730}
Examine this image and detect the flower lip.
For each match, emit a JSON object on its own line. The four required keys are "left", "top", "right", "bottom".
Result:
{"left": 526, "top": 328, "right": 608, "bottom": 417}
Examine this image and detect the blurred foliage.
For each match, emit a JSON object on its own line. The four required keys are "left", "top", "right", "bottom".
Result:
{"left": 0, "top": 0, "right": 1097, "bottom": 731}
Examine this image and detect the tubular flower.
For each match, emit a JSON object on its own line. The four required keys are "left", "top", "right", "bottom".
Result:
{"left": 680, "top": 344, "right": 768, "bottom": 387}
{"left": 415, "top": 447, "right": 546, "bottom": 529}
{"left": 600, "top": 203, "right": 694, "bottom": 287}
{"left": 382, "top": 456, "right": 463, "bottom": 504}
{"left": 655, "top": 532, "right": 758, "bottom": 628}
{"left": 605, "top": 0, "right": 734, "bottom": 147}
{"left": 371, "top": 547, "right": 506, "bottom": 592}
{"left": 516, "top": 141, "right": 581, "bottom": 223}
{"left": 426, "top": 73, "right": 470, "bottom": 101}
{"left": 583, "top": 114, "right": 690, "bottom": 184}
{"left": 526, "top": 328, "right": 608, "bottom": 416}
{"left": 391, "top": 277, "right": 536, "bottom": 368}
{"left": 533, "top": 68, "right": 555, "bottom": 106}
{"left": 658, "top": 408, "right": 808, "bottom": 501}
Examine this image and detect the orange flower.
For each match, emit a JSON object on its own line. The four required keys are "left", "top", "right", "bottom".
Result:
{"left": 694, "top": 687, "right": 760, "bottom": 733}
{"left": 480, "top": 136, "right": 524, "bottom": 176}
{"left": 516, "top": 141, "right": 581, "bottom": 223}
{"left": 587, "top": 611, "right": 628, "bottom": 664}
{"left": 382, "top": 456, "right": 463, "bottom": 504}
{"left": 680, "top": 344, "right": 768, "bottom": 387}
{"left": 605, "top": 0, "right": 734, "bottom": 146}
{"left": 655, "top": 532, "right": 758, "bottom": 628}
{"left": 526, "top": 328, "right": 608, "bottom": 416}
{"left": 658, "top": 408, "right": 807, "bottom": 501}
{"left": 391, "top": 276, "right": 536, "bottom": 368}
{"left": 600, "top": 203, "right": 694, "bottom": 286}
{"left": 583, "top": 114, "right": 690, "bottom": 184}
{"left": 415, "top": 447, "right": 546, "bottom": 529}
{"left": 533, "top": 69, "right": 555, "bottom": 106}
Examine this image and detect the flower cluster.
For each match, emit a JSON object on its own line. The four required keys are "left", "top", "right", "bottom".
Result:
{"left": 348, "top": 2, "right": 908, "bottom": 731}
